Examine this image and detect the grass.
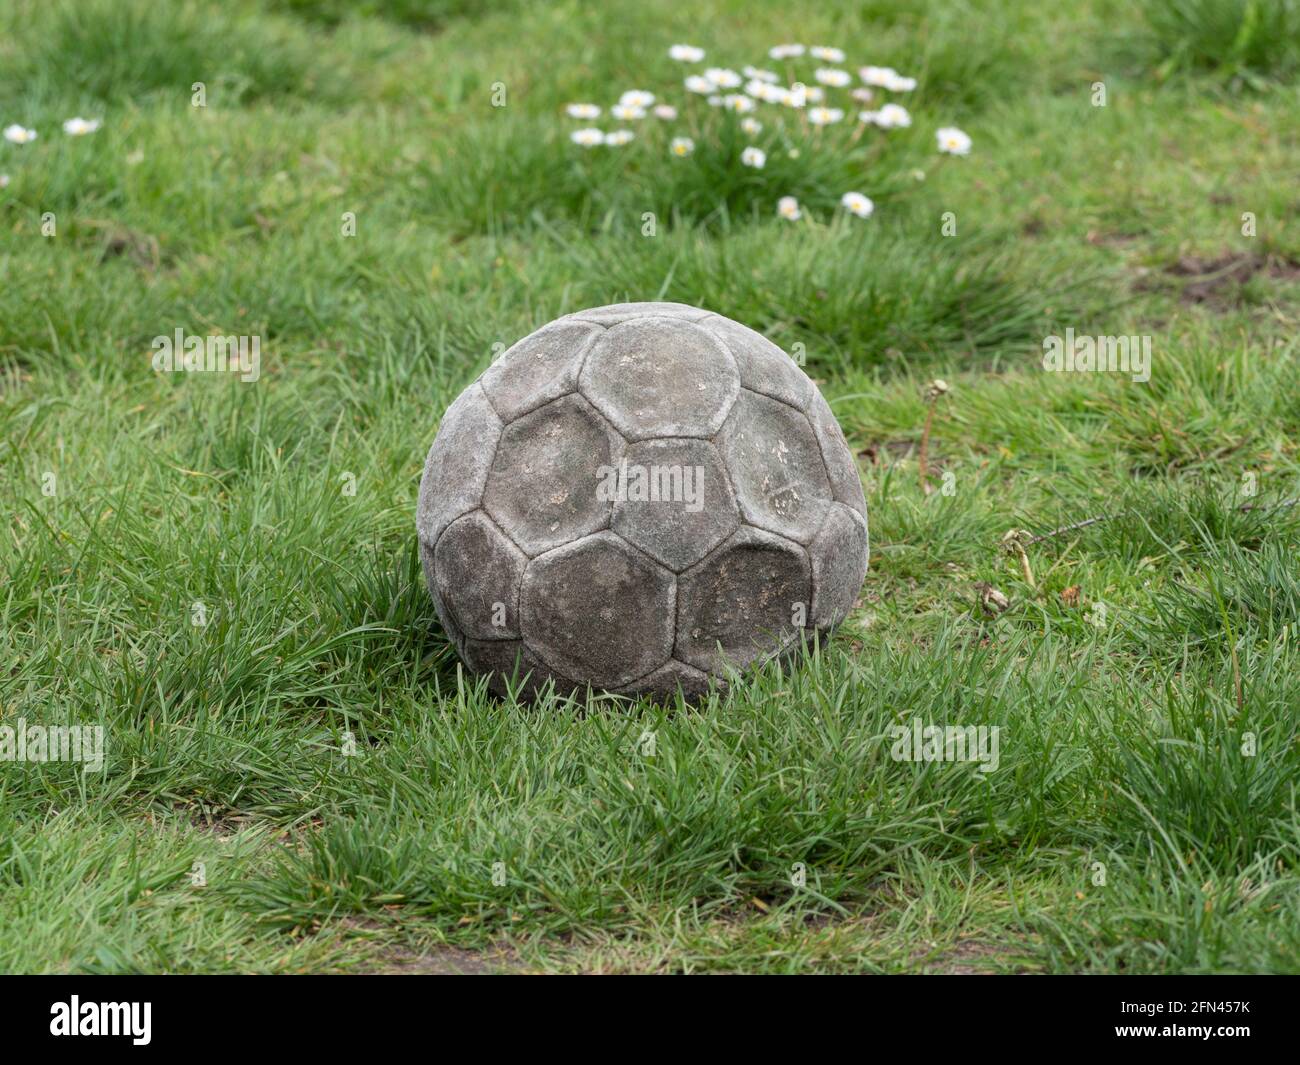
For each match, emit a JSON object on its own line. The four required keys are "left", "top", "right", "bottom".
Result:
{"left": 1, "top": 0, "right": 1298, "bottom": 974}
{"left": 1139, "top": 0, "right": 1300, "bottom": 84}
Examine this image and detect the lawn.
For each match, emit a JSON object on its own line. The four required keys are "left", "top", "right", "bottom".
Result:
{"left": 1, "top": 0, "right": 1299, "bottom": 974}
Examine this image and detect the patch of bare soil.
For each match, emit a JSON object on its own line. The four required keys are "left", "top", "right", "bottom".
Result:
{"left": 859, "top": 438, "right": 918, "bottom": 465}
{"left": 377, "top": 945, "right": 524, "bottom": 975}
{"left": 922, "top": 939, "right": 1024, "bottom": 975}
{"left": 1139, "top": 252, "right": 1300, "bottom": 308}
{"left": 1086, "top": 229, "right": 1141, "bottom": 248}
{"left": 341, "top": 918, "right": 528, "bottom": 975}
{"left": 77, "top": 219, "right": 161, "bottom": 270}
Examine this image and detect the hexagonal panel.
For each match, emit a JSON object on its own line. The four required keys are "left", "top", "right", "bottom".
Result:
{"left": 461, "top": 638, "right": 574, "bottom": 699}
{"left": 716, "top": 389, "right": 833, "bottom": 545}
{"left": 416, "top": 382, "right": 503, "bottom": 551}
{"left": 676, "top": 527, "right": 811, "bottom": 674}
{"left": 610, "top": 438, "right": 739, "bottom": 572}
{"left": 420, "top": 539, "right": 462, "bottom": 647}
{"left": 565, "top": 301, "right": 715, "bottom": 326}
{"left": 616, "top": 659, "right": 713, "bottom": 703}
{"left": 579, "top": 318, "right": 740, "bottom": 440}
{"left": 521, "top": 531, "right": 675, "bottom": 688}
{"left": 480, "top": 319, "right": 602, "bottom": 423}
{"left": 807, "top": 388, "right": 867, "bottom": 519}
{"left": 482, "top": 394, "right": 621, "bottom": 557}
{"left": 434, "top": 510, "right": 527, "bottom": 640}
{"left": 809, "top": 503, "right": 869, "bottom": 630}
{"left": 699, "top": 314, "right": 813, "bottom": 412}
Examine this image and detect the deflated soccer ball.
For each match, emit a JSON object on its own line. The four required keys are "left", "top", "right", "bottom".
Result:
{"left": 416, "top": 301, "right": 868, "bottom": 701}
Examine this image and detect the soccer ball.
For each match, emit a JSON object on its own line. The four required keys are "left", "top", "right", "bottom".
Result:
{"left": 417, "top": 301, "right": 868, "bottom": 701}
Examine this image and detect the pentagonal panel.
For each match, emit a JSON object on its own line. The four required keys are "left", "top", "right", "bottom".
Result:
{"left": 717, "top": 389, "right": 833, "bottom": 545}
{"left": 807, "top": 388, "right": 867, "bottom": 519}
{"left": 610, "top": 438, "right": 739, "bottom": 572}
{"left": 480, "top": 319, "right": 602, "bottom": 422}
{"left": 482, "top": 394, "right": 621, "bottom": 557}
{"left": 699, "top": 314, "right": 813, "bottom": 412}
{"left": 521, "top": 531, "right": 675, "bottom": 688}
{"left": 565, "top": 301, "right": 715, "bottom": 326}
{"left": 420, "top": 539, "right": 463, "bottom": 647}
{"left": 616, "top": 659, "right": 713, "bottom": 703}
{"left": 461, "top": 638, "right": 574, "bottom": 699}
{"left": 809, "top": 503, "right": 869, "bottom": 630}
{"left": 416, "top": 382, "right": 503, "bottom": 550}
{"left": 676, "top": 527, "right": 811, "bottom": 674}
{"left": 434, "top": 510, "right": 527, "bottom": 640}
{"left": 579, "top": 318, "right": 740, "bottom": 440}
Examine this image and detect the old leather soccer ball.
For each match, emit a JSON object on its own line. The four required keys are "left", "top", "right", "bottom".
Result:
{"left": 417, "top": 301, "right": 868, "bottom": 701}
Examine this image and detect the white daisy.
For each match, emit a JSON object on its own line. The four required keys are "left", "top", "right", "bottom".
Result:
{"left": 570, "top": 128, "right": 605, "bottom": 147}
{"left": 723, "top": 93, "right": 757, "bottom": 113}
{"left": 859, "top": 65, "right": 898, "bottom": 87}
{"left": 936, "top": 126, "right": 973, "bottom": 155}
{"left": 0, "top": 174, "right": 9, "bottom": 189}
{"left": 707, "top": 95, "right": 725, "bottom": 107}
{"left": 743, "top": 66, "right": 780, "bottom": 84}
{"left": 777, "top": 195, "right": 802, "bottom": 221}
{"left": 604, "top": 129, "right": 635, "bottom": 146}
{"left": 804, "top": 86, "right": 825, "bottom": 102}
{"left": 851, "top": 87, "right": 875, "bottom": 103}
{"left": 685, "top": 75, "right": 714, "bottom": 94}
{"left": 610, "top": 104, "right": 646, "bottom": 120}
{"left": 4, "top": 125, "right": 37, "bottom": 145}
{"left": 741, "top": 116, "right": 763, "bottom": 136}
{"left": 741, "top": 146, "right": 766, "bottom": 168}
{"left": 653, "top": 104, "right": 678, "bottom": 120}
{"left": 769, "top": 43, "right": 806, "bottom": 59}
{"left": 814, "top": 68, "right": 852, "bottom": 87}
{"left": 808, "top": 106, "right": 844, "bottom": 125}
{"left": 670, "top": 136, "right": 695, "bottom": 157}
{"left": 884, "top": 73, "right": 917, "bottom": 92}
{"left": 566, "top": 103, "right": 601, "bottom": 119}
{"left": 810, "top": 46, "right": 846, "bottom": 63}
{"left": 619, "top": 90, "right": 656, "bottom": 109}
{"left": 841, "top": 191, "right": 874, "bottom": 218}
{"left": 874, "top": 103, "right": 912, "bottom": 128}
{"left": 878, "top": 102, "right": 912, "bottom": 127}
{"left": 669, "top": 44, "right": 705, "bottom": 62}
{"left": 62, "top": 117, "right": 101, "bottom": 136}
{"left": 704, "top": 67, "right": 743, "bottom": 89}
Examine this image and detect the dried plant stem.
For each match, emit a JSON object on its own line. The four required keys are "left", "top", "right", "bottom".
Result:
{"left": 1001, "top": 530, "right": 1036, "bottom": 589}
{"left": 918, "top": 401, "right": 936, "bottom": 495}
{"left": 1025, "top": 498, "right": 1299, "bottom": 546}
{"left": 1013, "top": 541, "right": 1035, "bottom": 587}
{"left": 1025, "top": 515, "right": 1109, "bottom": 545}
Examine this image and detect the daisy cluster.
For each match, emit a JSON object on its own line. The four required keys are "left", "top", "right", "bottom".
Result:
{"left": 0, "top": 116, "right": 102, "bottom": 187}
{"left": 563, "top": 41, "right": 972, "bottom": 223}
